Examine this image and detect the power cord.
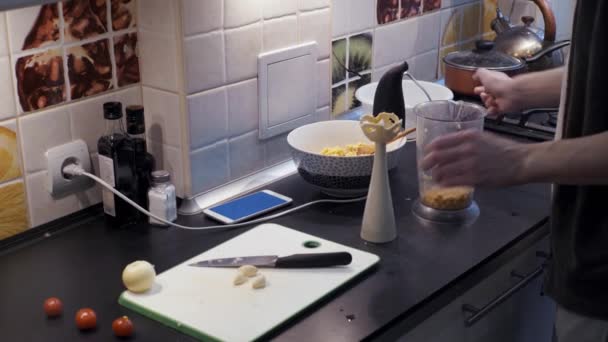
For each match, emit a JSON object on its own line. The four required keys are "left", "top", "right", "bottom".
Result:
{"left": 63, "top": 164, "right": 367, "bottom": 231}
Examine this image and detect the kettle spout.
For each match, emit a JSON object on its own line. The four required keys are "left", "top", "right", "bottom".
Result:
{"left": 372, "top": 61, "right": 408, "bottom": 126}
{"left": 490, "top": 7, "right": 511, "bottom": 34}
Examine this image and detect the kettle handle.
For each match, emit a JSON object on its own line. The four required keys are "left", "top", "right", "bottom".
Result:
{"left": 531, "top": 0, "right": 556, "bottom": 42}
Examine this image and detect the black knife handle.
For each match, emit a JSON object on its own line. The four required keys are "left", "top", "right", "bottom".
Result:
{"left": 274, "top": 252, "right": 352, "bottom": 268}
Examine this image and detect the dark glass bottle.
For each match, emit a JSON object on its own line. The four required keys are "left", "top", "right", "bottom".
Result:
{"left": 97, "top": 102, "right": 137, "bottom": 228}
{"left": 125, "top": 105, "right": 155, "bottom": 222}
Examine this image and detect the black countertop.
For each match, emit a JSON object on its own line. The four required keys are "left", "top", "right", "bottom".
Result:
{"left": 0, "top": 143, "right": 551, "bottom": 341}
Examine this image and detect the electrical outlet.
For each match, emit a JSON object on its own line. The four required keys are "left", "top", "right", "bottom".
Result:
{"left": 45, "top": 140, "right": 93, "bottom": 196}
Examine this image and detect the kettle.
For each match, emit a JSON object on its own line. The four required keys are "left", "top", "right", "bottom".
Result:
{"left": 491, "top": 0, "right": 569, "bottom": 71}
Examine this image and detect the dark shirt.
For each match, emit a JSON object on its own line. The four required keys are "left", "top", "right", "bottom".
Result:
{"left": 545, "top": 0, "right": 608, "bottom": 319}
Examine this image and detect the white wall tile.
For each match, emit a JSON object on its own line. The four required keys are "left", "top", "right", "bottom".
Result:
{"left": 187, "top": 87, "right": 228, "bottom": 150}
{"left": 373, "top": 19, "right": 418, "bottom": 68}
{"left": 110, "top": 86, "right": 143, "bottom": 108}
{"left": 317, "top": 59, "right": 330, "bottom": 108}
{"left": 227, "top": 79, "right": 258, "bottom": 137}
{"left": 415, "top": 12, "right": 441, "bottom": 55}
{"left": 225, "top": 0, "right": 262, "bottom": 29}
{"left": 148, "top": 142, "right": 185, "bottom": 197}
{"left": 139, "top": 30, "right": 179, "bottom": 92}
{"left": 442, "top": 0, "right": 478, "bottom": 8}
{"left": 19, "top": 107, "right": 71, "bottom": 173}
{"left": 229, "top": 130, "right": 265, "bottom": 180}
{"left": 349, "top": 0, "right": 375, "bottom": 33}
{"left": 332, "top": 0, "right": 349, "bottom": 38}
{"left": 142, "top": 87, "right": 182, "bottom": 148}
{"left": 184, "top": 31, "right": 225, "bottom": 94}
{"left": 225, "top": 23, "right": 262, "bottom": 83}
{"left": 299, "top": 9, "right": 331, "bottom": 59}
{"left": 189, "top": 141, "right": 229, "bottom": 195}
{"left": 181, "top": 0, "right": 223, "bottom": 36}
{"left": 69, "top": 94, "right": 110, "bottom": 154}
{"left": 0, "top": 13, "right": 8, "bottom": 56}
{"left": 411, "top": 49, "right": 438, "bottom": 81}
{"left": 7, "top": 5, "right": 61, "bottom": 53}
{"left": 0, "top": 56, "right": 16, "bottom": 120}
{"left": 314, "top": 106, "right": 330, "bottom": 122}
{"left": 139, "top": 0, "right": 176, "bottom": 34}
{"left": 372, "top": 62, "right": 403, "bottom": 82}
{"left": 263, "top": 16, "right": 298, "bottom": 53}
{"left": 264, "top": 132, "right": 291, "bottom": 166}
{"left": 262, "top": 0, "right": 298, "bottom": 19}
{"left": 25, "top": 171, "right": 78, "bottom": 227}
{"left": 299, "top": 0, "right": 330, "bottom": 11}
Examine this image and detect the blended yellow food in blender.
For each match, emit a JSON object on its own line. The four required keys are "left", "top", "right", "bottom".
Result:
{"left": 422, "top": 186, "right": 473, "bottom": 210}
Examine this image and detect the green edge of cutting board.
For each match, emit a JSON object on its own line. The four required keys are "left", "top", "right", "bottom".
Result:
{"left": 118, "top": 293, "right": 222, "bottom": 342}
{"left": 118, "top": 261, "right": 379, "bottom": 342}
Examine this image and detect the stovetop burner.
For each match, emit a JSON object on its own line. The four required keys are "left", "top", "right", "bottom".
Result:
{"left": 452, "top": 94, "right": 557, "bottom": 141}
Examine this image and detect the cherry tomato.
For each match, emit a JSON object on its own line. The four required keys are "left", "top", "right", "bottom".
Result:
{"left": 75, "top": 308, "right": 97, "bottom": 330}
{"left": 43, "top": 297, "right": 63, "bottom": 317}
{"left": 112, "top": 316, "right": 134, "bottom": 337}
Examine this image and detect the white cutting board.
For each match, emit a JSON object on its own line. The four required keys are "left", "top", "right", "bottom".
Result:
{"left": 119, "top": 224, "right": 380, "bottom": 342}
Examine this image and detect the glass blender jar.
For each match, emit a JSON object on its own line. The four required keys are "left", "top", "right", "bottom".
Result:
{"left": 412, "top": 100, "right": 486, "bottom": 223}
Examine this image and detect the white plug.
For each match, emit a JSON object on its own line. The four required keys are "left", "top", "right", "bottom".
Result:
{"left": 45, "top": 140, "right": 93, "bottom": 196}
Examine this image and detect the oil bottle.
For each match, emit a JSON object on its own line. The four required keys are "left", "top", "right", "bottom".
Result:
{"left": 97, "top": 102, "right": 138, "bottom": 227}
{"left": 124, "top": 105, "right": 155, "bottom": 222}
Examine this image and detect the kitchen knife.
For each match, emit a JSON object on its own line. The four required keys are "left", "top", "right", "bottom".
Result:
{"left": 189, "top": 252, "right": 352, "bottom": 268}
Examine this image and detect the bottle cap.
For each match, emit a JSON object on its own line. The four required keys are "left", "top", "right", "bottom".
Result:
{"left": 151, "top": 170, "right": 170, "bottom": 184}
{"left": 103, "top": 102, "right": 123, "bottom": 120}
{"left": 126, "top": 105, "right": 145, "bottom": 134}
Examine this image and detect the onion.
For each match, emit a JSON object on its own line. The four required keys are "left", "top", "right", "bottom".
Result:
{"left": 122, "top": 260, "right": 156, "bottom": 293}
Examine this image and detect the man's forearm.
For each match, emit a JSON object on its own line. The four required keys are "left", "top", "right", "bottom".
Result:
{"left": 512, "top": 67, "right": 565, "bottom": 110}
{"left": 518, "top": 131, "right": 608, "bottom": 185}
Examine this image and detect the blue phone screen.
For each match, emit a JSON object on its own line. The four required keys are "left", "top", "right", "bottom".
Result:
{"left": 210, "top": 192, "right": 289, "bottom": 221}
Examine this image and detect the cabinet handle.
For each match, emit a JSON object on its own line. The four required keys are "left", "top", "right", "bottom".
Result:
{"left": 461, "top": 265, "right": 544, "bottom": 327}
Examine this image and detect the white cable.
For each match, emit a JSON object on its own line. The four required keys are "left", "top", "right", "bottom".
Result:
{"left": 63, "top": 164, "right": 366, "bottom": 231}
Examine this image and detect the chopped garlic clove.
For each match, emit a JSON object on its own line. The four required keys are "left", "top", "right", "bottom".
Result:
{"left": 238, "top": 265, "right": 258, "bottom": 277}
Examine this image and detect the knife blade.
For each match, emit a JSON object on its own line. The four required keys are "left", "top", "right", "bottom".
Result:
{"left": 188, "top": 252, "right": 352, "bottom": 268}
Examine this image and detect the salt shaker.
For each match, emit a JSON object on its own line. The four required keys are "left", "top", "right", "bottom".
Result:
{"left": 148, "top": 170, "right": 177, "bottom": 226}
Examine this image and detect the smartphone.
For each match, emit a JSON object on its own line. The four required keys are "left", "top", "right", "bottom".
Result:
{"left": 203, "top": 190, "right": 293, "bottom": 224}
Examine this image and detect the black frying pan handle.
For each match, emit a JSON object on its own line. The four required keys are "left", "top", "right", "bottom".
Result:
{"left": 274, "top": 252, "right": 353, "bottom": 268}
{"left": 524, "top": 40, "right": 570, "bottom": 63}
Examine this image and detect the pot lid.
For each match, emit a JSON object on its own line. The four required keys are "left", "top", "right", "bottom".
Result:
{"left": 443, "top": 40, "right": 524, "bottom": 71}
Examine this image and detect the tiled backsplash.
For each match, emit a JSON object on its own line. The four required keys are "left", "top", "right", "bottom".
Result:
{"left": 0, "top": 0, "right": 575, "bottom": 240}
{"left": 0, "top": 0, "right": 142, "bottom": 237}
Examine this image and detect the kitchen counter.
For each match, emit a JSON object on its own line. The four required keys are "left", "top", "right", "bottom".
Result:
{"left": 0, "top": 143, "right": 551, "bottom": 341}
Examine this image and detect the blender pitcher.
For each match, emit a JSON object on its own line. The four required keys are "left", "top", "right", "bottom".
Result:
{"left": 412, "top": 100, "right": 486, "bottom": 223}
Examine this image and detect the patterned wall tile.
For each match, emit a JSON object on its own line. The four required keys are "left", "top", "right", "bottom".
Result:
{"left": 424, "top": 0, "right": 442, "bottom": 12}
{"left": 0, "top": 56, "right": 16, "bottom": 120}
{"left": 348, "top": 74, "right": 371, "bottom": 110}
{"left": 331, "top": 84, "right": 347, "bottom": 116}
{"left": 15, "top": 48, "right": 66, "bottom": 112}
{"left": 377, "top": 0, "right": 400, "bottom": 24}
{"left": 111, "top": 0, "right": 137, "bottom": 31}
{"left": 7, "top": 4, "right": 60, "bottom": 52}
{"left": 331, "top": 38, "right": 347, "bottom": 85}
{"left": 0, "top": 120, "right": 21, "bottom": 183}
{"left": 63, "top": 0, "right": 108, "bottom": 42}
{"left": 482, "top": 0, "right": 498, "bottom": 34}
{"left": 348, "top": 32, "right": 373, "bottom": 76}
{"left": 0, "top": 181, "right": 29, "bottom": 240}
{"left": 67, "top": 39, "right": 113, "bottom": 100}
{"left": 114, "top": 33, "right": 140, "bottom": 87}
{"left": 462, "top": 3, "right": 481, "bottom": 41}
{"left": 401, "top": 0, "right": 422, "bottom": 19}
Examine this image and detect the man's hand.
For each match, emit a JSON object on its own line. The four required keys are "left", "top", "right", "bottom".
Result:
{"left": 421, "top": 130, "right": 528, "bottom": 187}
{"left": 473, "top": 68, "right": 522, "bottom": 117}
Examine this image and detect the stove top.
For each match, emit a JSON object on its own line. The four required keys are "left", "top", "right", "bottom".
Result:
{"left": 453, "top": 94, "right": 557, "bottom": 141}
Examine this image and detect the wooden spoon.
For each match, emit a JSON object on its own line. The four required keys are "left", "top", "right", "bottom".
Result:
{"left": 388, "top": 127, "right": 416, "bottom": 144}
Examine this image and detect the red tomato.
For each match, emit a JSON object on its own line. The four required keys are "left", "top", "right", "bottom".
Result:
{"left": 75, "top": 308, "right": 97, "bottom": 330}
{"left": 43, "top": 297, "right": 63, "bottom": 317}
{"left": 112, "top": 316, "right": 134, "bottom": 337}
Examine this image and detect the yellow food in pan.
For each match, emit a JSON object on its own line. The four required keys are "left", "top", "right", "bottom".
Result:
{"left": 320, "top": 143, "right": 375, "bottom": 156}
